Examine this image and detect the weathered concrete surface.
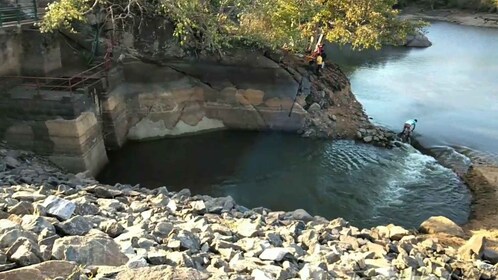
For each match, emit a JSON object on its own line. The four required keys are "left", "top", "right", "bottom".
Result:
{"left": 110, "top": 59, "right": 306, "bottom": 141}
{"left": 0, "top": 30, "right": 22, "bottom": 76}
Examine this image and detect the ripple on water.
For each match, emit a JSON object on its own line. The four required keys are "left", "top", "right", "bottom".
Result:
{"left": 98, "top": 132, "right": 471, "bottom": 229}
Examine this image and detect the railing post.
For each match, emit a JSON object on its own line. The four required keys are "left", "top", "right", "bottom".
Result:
{"left": 32, "top": 0, "right": 38, "bottom": 20}
{"left": 16, "top": 4, "right": 21, "bottom": 25}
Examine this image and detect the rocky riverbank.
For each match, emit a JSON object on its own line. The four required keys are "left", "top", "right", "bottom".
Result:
{"left": 275, "top": 53, "right": 396, "bottom": 147}
{"left": 401, "top": 6, "right": 498, "bottom": 28}
{"left": 1, "top": 144, "right": 498, "bottom": 279}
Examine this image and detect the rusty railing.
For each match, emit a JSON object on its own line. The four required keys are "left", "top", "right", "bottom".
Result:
{"left": 1, "top": 61, "right": 109, "bottom": 93}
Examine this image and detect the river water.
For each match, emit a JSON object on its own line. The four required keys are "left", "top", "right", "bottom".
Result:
{"left": 99, "top": 22, "right": 498, "bottom": 229}
{"left": 329, "top": 21, "right": 498, "bottom": 169}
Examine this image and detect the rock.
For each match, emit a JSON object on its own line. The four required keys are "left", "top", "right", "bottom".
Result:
{"left": 363, "top": 136, "right": 373, "bottom": 143}
{"left": 0, "top": 219, "right": 21, "bottom": 234}
{"left": 405, "top": 33, "right": 432, "bottom": 48}
{"left": 0, "top": 261, "right": 79, "bottom": 280}
{"left": 147, "top": 250, "right": 168, "bottom": 265}
{"left": 387, "top": 224, "right": 410, "bottom": 240}
{"left": 52, "top": 232, "right": 128, "bottom": 266}
{"left": 419, "top": 216, "right": 464, "bottom": 237}
{"left": 154, "top": 222, "right": 173, "bottom": 238}
{"left": 483, "top": 248, "right": 498, "bottom": 264}
{"left": 173, "top": 188, "right": 191, "bottom": 200}
{"left": 21, "top": 215, "right": 56, "bottom": 235}
{"left": 308, "top": 103, "right": 321, "bottom": 114}
{"left": 259, "top": 248, "right": 292, "bottom": 262}
{"left": 190, "top": 201, "right": 206, "bottom": 212}
{"left": 100, "top": 220, "right": 125, "bottom": 238}
{"left": 115, "top": 266, "right": 208, "bottom": 280}
{"left": 205, "top": 196, "right": 235, "bottom": 214}
{"left": 299, "top": 263, "right": 327, "bottom": 280}
{"left": 56, "top": 216, "right": 92, "bottom": 236}
{"left": 0, "top": 229, "right": 37, "bottom": 249}
{"left": 375, "top": 267, "right": 397, "bottom": 278}
{"left": 126, "top": 256, "right": 148, "bottom": 269}
{"left": 236, "top": 219, "right": 261, "bottom": 237}
{"left": 167, "top": 200, "right": 177, "bottom": 212}
{"left": 4, "top": 156, "right": 20, "bottom": 169}
{"left": 150, "top": 195, "right": 169, "bottom": 207}
{"left": 12, "top": 192, "right": 45, "bottom": 202}
{"left": 0, "top": 263, "right": 17, "bottom": 272}
{"left": 97, "top": 199, "right": 125, "bottom": 211}
{"left": 8, "top": 202, "right": 34, "bottom": 215}
{"left": 42, "top": 196, "right": 76, "bottom": 220}
{"left": 177, "top": 230, "right": 201, "bottom": 252}
{"left": 73, "top": 199, "right": 100, "bottom": 216}
{"left": 458, "top": 234, "right": 485, "bottom": 261}
{"left": 289, "top": 209, "right": 313, "bottom": 222}
{"left": 251, "top": 269, "right": 273, "bottom": 280}
{"left": 85, "top": 185, "right": 122, "bottom": 198}
{"left": 8, "top": 239, "right": 41, "bottom": 266}
{"left": 130, "top": 201, "right": 149, "bottom": 212}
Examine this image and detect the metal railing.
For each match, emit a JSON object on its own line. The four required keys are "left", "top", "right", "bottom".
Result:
{"left": 1, "top": 62, "right": 109, "bottom": 93}
{"left": 0, "top": 0, "right": 40, "bottom": 27}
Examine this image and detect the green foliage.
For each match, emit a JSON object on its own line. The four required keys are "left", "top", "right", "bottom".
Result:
{"left": 41, "top": 0, "right": 427, "bottom": 53}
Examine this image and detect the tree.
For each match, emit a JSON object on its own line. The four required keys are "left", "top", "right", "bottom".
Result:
{"left": 40, "top": 0, "right": 426, "bottom": 53}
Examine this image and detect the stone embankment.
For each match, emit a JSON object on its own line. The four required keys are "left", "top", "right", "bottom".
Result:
{"left": 1, "top": 144, "right": 498, "bottom": 279}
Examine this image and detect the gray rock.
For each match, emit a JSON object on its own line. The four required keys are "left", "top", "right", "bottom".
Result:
{"left": 52, "top": 232, "right": 128, "bottom": 266}
{"left": 289, "top": 209, "right": 313, "bottom": 222}
{"left": 8, "top": 239, "right": 42, "bottom": 267}
{"left": 259, "top": 248, "right": 292, "bottom": 262}
{"left": 21, "top": 215, "right": 56, "bottom": 235}
{"left": 4, "top": 156, "right": 20, "bottom": 169}
{"left": 205, "top": 196, "right": 236, "bottom": 214}
{"left": 12, "top": 192, "right": 46, "bottom": 202}
{"left": 56, "top": 216, "right": 92, "bottom": 236}
{"left": 363, "top": 136, "right": 373, "bottom": 143}
{"left": 308, "top": 103, "right": 321, "bottom": 114}
{"left": 0, "top": 263, "right": 16, "bottom": 272}
{"left": 177, "top": 230, "right": 201, "bottom": 252}
{"left": 0, "top": 260, "right": 79, "bottom": 279}
{"left": 126, "top": 256, "right": 148, "bottom": 269}
{"left": 266, "top": 232, "right": 283, "bottom": 247}
{"left": 405, "top": 33, "right": 432, "bottom": 48}
{"left": 0, "top": 229, "right": 37, "bottom": 249}
{"left": 147, "top": 250, "right": 168, "bottom": 265}
{"left": 154, "top": 221, "right": 173, "bottom": 238}
{"left": 100, "top": 220, "right": 125, "bottom": 238}
{"left": 150, "top": 195, "right": 169, "bottom": 207}
{"left": 173, "top": 188, "right": 191, "bottom": 200}
{"left": 73, "top": 200, "right": 100, "bottom": 216}
{"left": 8, "top": 201, "right": 34, "bottom": 215}
{"left": 85, "top": 185, "right": 123, "bottom": 198}
{"left": 42, "top": 196, "right": 76, "bottom": 220}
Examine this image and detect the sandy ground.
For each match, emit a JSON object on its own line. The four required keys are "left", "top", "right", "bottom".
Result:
{"left": 401, "top": 6, "right": 498, "bottom": 28}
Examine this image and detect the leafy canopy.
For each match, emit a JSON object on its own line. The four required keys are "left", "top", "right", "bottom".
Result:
{"left": 40, "top": 0, "right": 426, "bottom": 52}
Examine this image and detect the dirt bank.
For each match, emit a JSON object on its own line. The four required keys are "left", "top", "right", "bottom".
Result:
{"left": 463, "top": 165, "right": 498, "bottom": 231}
{"left": 401, "top": 6, "right": 498, "bottom": 28}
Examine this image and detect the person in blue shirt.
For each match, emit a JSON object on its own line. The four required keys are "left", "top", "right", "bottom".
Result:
{"left": 402, "top": 119, "right": 417, "bottom": 136}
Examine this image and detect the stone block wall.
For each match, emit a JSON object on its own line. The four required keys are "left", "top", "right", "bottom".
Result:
{"left": 0, "top": 88, "right": 108, "bottom": 176}
{"left": 0, "top": 30, "right": 22, "bottom": 76}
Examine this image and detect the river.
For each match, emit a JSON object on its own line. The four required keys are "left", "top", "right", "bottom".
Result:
{"left": 329, "top": 21, "right": 498, "bottom": 171}
{"left": 99, "top": 22, "right": 498, "bottom": 229}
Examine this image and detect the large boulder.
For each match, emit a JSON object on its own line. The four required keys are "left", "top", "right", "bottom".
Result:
{"left": 405, "top": 33, "right": 432, "bottom": 48}
{"left": 52, "top": 231, "right": 128, "bottom": 266}
{"left": 419, "top": 216, "right": 464, "bottom": 237}
{"left": 0, "top": 261, "right": 79, "bottom": 280}
{"left": 55, "top": 216, "right": 92, "bottom": 236}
